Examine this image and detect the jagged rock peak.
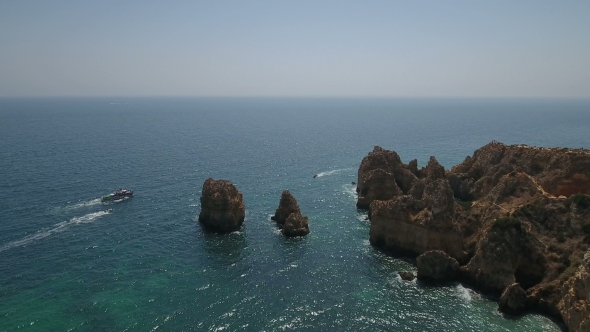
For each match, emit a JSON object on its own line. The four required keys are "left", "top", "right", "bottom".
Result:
{"left": 356, "top": 146, "right": 418, "bottom": 209}
{"left": 199, "top": 178, "right": 245, "bottom": 233}
{"left": 271, "top": 190, "right": 301, "bottom": 225}
{"left": 408, "top": 159, "right": 419, "bottom": 176}
{"left": 356, "top": 169, "right": 402, "bottom": 209}
{"left": 358, "top": 146, "right": 403, "bottom": 176}
{"left": 426, "top": 156, "right": 445, "bottom": 180}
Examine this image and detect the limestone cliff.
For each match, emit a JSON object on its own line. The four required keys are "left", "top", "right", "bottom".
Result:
{"left": 199, "top": 178, "right": 245, "bottom": 233}
{"left": 461, "top": 217, "right": 547, "bottom": 293}
{"left": 358, "top": 143, "right": 590, "bottom": 331}
{"left": 416, "top": 250, "right": 459, "bottom": 282}
{"left": 558, "top": 250, "right": 590, "bottom": 332}
{"left": 365, "top": 154, "right": 467, "bottom": 262}
{"left": 499, "top": 283, "right": 528, "bottom": 315}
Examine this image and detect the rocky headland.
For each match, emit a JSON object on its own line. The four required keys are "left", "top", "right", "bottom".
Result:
{"left": 198, "top": 178, "right": 245, "bottom": 233}
{"left": 272, "top": 190, "right": 309, "bottom": 237}
{"left": 358, "top": 142, "right": 590, "bottom": 331}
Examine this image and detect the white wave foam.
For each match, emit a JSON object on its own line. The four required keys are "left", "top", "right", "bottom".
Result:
{"left": 0, "top": 210, "right": 111, "bottom": 253}
{"left": 342, "top": 184, "right": 357, "bottom": 200}
{"left": 456, "top": 284, "right": 472, "bottom": 302}
{"left": 315, "top": 168, "right": 352, "bottom": 178}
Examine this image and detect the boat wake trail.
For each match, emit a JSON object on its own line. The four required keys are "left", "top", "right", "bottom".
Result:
{"left": 0, "top": 210, "right": 111, "bottom": 253}
{"left": 68, "top": 198, "right": 102, "bottom": 210}
{"left": 315, "top": 168, "right": 353, "bottom": 178}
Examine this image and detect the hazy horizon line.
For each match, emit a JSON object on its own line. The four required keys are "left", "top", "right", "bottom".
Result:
{"left": 2, "top": 95, "right": 590, "bottom": 101}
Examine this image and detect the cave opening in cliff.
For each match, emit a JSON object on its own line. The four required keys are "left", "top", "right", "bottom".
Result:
{"left": 514, "top": 265, "right": 544, "bottom": 290}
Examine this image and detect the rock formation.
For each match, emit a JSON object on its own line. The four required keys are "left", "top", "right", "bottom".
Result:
{"left": 272, "top": 190, "right": 301, "bottom": 226}
{"left": 358, "top": 142, "right": 590, "bottom": 331}
{"left": 462, "top": 217, "right": 547, "bottom": 293}
{"left": 366, "top": 155, "right": 466, "bottom": 261}
{"left": 272, "top": 190, "right": 309, "bottom": 237}
{"left": 416, "top": 250, "right": 459, "bottom": 282}
{"left": 356, "top": 146, "right": 419, "bottom": 209}
{"left": 198, "top": 178, "right": 245, "bottom": 233}
{"left": 283, "top": 212, "right": 310, "bottom": 237}
{"left": 398, "top": 271, "right": 415, "bottom": 281}
{"left": 558, "top": 250, "right": 590, "bottom": 332}
{"left": 499, "top": 283, "right": 527, "bottom": 315}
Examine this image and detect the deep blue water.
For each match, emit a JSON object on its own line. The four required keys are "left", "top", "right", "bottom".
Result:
{"left": 1, "top": 98, "right": 589, "bottom": 331}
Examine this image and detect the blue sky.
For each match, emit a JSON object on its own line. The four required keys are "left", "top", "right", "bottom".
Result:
{"left": 1, "top": 1, "right": 589, "bottom": 97}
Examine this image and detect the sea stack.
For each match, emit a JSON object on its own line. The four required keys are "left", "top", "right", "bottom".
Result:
{"left": 272, "top": 190, "right": 309, "bottom": 237}
{"left": 271, "top": 190, "right": 301, "bottom": 226}
{"left": 198, "top": 178, "right": 245, "bottom": 233}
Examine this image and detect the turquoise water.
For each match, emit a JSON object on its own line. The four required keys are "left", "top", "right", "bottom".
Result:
{"left": 2, "top": 98, "right": 589, "bottom": 331}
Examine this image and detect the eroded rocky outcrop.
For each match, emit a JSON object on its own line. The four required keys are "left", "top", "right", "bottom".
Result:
{"left": 358, "top": 143, "right": 590, "bottom": 331}
{"left": 398, "top": 271, "right": 415, "bottom": 281}
{"left": 199, "top": 178, "right": 245, "bottom": 232}
{"left": 283, "top": 212, "right": 310, "bottom": 237}
{"left": 367, "top": 155, "right": 467, "bottom": 262}
{"left": 558, "top": 250, "right": 590, "bottom": 332}
{"left": 499, "top": 283, "right": 528, "bottom": 315}
{"left": 272, "top": 190, "right": 309, "bottom": 237}
{"left": 450, "top": 142, "right": 590, "bottom": 199}
{"left": 462, "top": 217, "right": 547, "bottom": 293}
{"left": 356, "top": 146, "right": 418, "bottom": 209}
{"left": 272, "top": 190, "right": 301, "bottom": 226}
{"left": 416, "top": 250, "right": 459, "bottom": 282}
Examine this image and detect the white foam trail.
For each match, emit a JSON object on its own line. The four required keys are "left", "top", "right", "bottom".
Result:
{"left": 315, "top": 168, "right": 352, "bottom": 178}
{"left": 68, "top": 198, "right": 102, "bottom": 210}
{"left": 0, "top": 210, "right": 111, "bottom": 253}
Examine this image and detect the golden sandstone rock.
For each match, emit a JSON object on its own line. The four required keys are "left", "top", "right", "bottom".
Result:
{"left": 358, "top": 142, "right": 590, "bottom": 331}
{"left": 199, "top": 178, "right": 245, "bottom": 233}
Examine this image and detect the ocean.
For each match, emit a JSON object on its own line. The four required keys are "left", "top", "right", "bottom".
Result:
{"left": 1, "top": 97, "right": 589, "bottom": 331}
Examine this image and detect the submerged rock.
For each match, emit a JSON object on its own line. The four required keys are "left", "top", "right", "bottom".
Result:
{"left": 398, "top": 271, "right": 415, "bottom": 281}
{"left": 198, "top": 178, "right": 245, "bottom": 233}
